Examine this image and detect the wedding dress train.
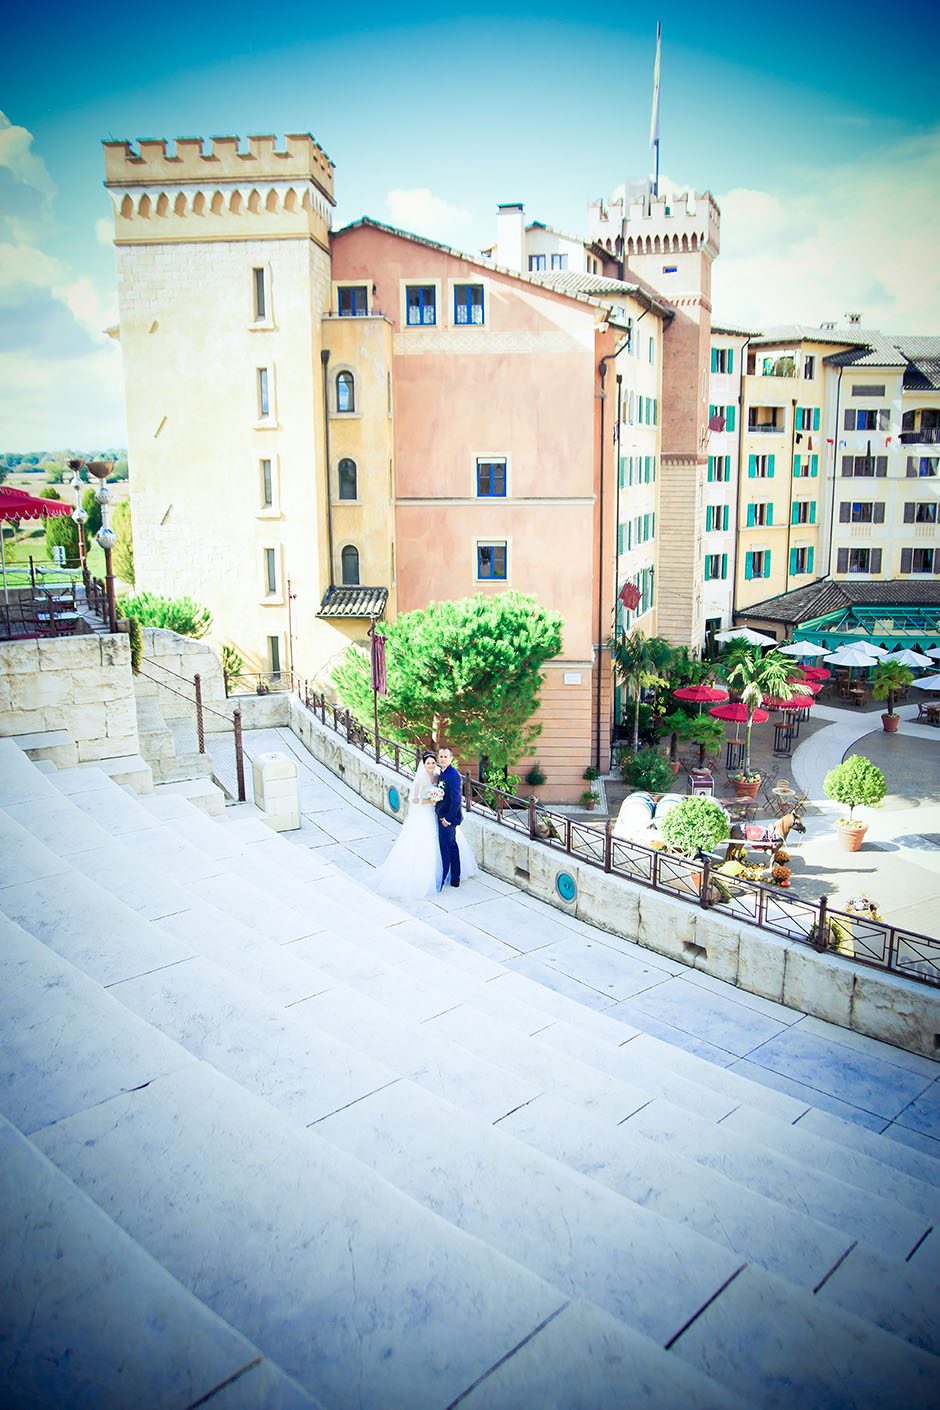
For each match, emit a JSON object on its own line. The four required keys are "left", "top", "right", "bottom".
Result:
{"left": 373, "top": 773, "right": 478, "bottom": 900}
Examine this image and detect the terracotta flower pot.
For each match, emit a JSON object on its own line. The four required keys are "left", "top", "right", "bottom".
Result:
{"left": 836, "top": 820, "right": 868, "bottom": 852}
{"left": 881, "top": 713, "right": 899, "bottom": 733}
{"left": 732, "top": 778, "right": 760, "bottom": 800}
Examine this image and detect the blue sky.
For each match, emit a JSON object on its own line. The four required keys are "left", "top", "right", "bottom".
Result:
{"left": 2, "top": 0, "right": 938, "bottom": 448}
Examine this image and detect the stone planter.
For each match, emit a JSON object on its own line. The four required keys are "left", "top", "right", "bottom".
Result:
{"left": 881, "top": 713, "right": 899, "bottom": 732}
{"left": 732, "top": 777, "right": 760, "bottom": 800}
{"left": 836, "top": 820, "right": 868, "bottom": 852}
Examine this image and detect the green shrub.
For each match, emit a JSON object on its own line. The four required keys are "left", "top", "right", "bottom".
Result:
{"left": 658, "top": 796, "right": 730, "bottom": 855}
{"left": 619, "top": 745, "right": 675, "bottom": 794}
{"left": 524, "top": 762, "right": 546, "bottom": 786}
{"left": 221, "top": 644, "right": 245, "bottom": 680}
{"left": 824, "top": 755, "right": 886, "bottom": 820}
{"left": 117, "top": 591, "right": 213, "bottom": 639}
{"left": 126, "top": 616, "right": 143, "bottom": 673}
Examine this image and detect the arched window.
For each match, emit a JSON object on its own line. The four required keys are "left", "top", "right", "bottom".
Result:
{"left": 341, "top": 544, "right": 360, "bottom": 585}
{"left": 338, "top": 458, "right": 357, "bottom": 500}
{"left": 336, "top": 370, "right": 355, "bottom": 413}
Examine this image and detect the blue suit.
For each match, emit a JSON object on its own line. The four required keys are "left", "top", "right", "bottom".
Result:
{"left": 435, "top": 764, "right": 463, "bottom": 886}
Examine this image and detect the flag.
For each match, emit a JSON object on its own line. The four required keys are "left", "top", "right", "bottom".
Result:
{"left": 620, "top": 582, "right": 642, "bottom": 611}
{"left": 649, "top": 23, "right": 661, "bottom": 148}
{"left": 369, "top": 622, "right": 387, "bottom": 696}
{"left": 708, "top": 413, "right": 725, "bottom": 431}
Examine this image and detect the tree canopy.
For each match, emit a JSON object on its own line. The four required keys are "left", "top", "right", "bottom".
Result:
{"left": 332, "top": 592, "right": 563, "bottom": 767}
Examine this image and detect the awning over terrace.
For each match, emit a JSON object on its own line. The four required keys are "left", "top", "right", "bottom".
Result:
{"left": 736, "top": 580, "right": 940, "bottom": 655}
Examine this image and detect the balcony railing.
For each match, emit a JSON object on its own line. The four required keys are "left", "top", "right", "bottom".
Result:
{"left": 900, "top": 428, "right": 940, "bottom": 444}
{"left": 748, "top": 423, "right": 785, "bottom": 434}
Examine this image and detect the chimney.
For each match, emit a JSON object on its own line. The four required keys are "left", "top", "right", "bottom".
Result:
{"left": 496, "top": 203, "right": 525, "bottom": 272}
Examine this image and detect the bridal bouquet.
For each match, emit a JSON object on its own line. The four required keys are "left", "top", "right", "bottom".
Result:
{"left": 427, "top": 785, "right": 445, "bottom": 804}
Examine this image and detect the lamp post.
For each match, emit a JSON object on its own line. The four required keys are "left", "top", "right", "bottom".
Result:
{"left": 88, "top": 460, "right": 117, "bottom": 633}
{"left": 67, "top": 461, "right": 88, "bottom": 594}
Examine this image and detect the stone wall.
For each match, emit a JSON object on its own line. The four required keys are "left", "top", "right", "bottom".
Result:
{"left": 290, "top": 695, "right": 940, "bottom": 1062}
{"left": 0, "top": 633, "right": 138, "bottom": 763}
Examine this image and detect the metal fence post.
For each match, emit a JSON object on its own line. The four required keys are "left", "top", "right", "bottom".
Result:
{"left": 463, "top": 770, "right": 472, "bottom": 810}
{"left": 233, "top": 708, "right": 246, "bottom": 802}
{"left": 529, "top": 796, "right": 537, "bottom": 840}
{"left": 604, "top": 819, "right": 612, "bottom": 873}
{"left": 814, "top": 895, "right": 829, "bottom": 951}
{"left": 345, "top": 708, "right": 352, "bottom": 742}
{"left": 194, "top": 673, "right": 205, "bottom": 754}
{"left": 699, "top": 856, "right": 711, "bottom": 909}
{"left": 223, "top": 669, "right": 229, "bottom": 698}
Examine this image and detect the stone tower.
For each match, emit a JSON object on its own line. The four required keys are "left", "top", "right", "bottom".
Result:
{"left": 103, "top": 134, "right": 339, "bottom": 678}
{"left": 622, "top": 191, "right": 720, "bottom": 651}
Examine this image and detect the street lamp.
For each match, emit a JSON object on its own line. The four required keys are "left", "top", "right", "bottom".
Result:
{"left": 87, "top": 459, "right": 117, "bottom": 633}
{"left": 67, "top": 460, "right": 88, "bottom": 592}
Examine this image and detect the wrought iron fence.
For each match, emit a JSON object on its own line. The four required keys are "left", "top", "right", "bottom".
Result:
{"left": 300, "top": 687, "right": 940, "bottom": 989}
{"left": 137, "top": 658, "right": 246, "bottom": 802}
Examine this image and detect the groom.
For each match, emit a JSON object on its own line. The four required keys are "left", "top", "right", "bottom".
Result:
{"left": 434, "top": 745, "right": 463, "bottom": 888}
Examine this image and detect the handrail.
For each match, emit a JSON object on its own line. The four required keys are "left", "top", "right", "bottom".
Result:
{"left": 136, "top": 661, "right": 246, "bottom": 801}
{"left": 299, "top": 686, "right": 940, "bottom": 989}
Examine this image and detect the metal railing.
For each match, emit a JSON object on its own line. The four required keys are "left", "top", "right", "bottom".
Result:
{"left": 299, "top": 687, "right": 940, "bottom": 989}
{"left": 137, "top": 657, "right": 246, "bottom": 802}
{"left": 223, "top": 668, "right": 306, "bottom": 697}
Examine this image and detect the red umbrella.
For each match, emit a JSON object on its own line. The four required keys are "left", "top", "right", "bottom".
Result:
{"left": 802, "top": 666, "right": 829, "bottom": 681}
{"left": 800, "top": 680, "right": 824, "bottom": 694}
{"left": 764, "top": 694, "right": 814, "bottom": 711}
{"left": 709, "top": 703, "right": 769, "bottom": 723}
{"left": 673, "top": 685, "right": 729, "bottom": 704}
{"left": 0, "top": 487, "right": 73, "bottom": 605}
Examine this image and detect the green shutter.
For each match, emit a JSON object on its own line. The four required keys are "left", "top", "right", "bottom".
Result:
{"left": 652, "top": 457, "right": 656, "bottom": 482}
{"left": 811, "top": 455, "right": 818, "bottom": 477}
{"left": 709, "top": 405, "right": 716, "bottom": 421}
{"left": 711, "top": 348, "right": 718, "bottom": 373}
{"left": 627, "top": 522, "right": 632, "bottom": 550}
{"left": 728, "top": 349, "right": 734, "bottom": 375}
{"left": 618, "top": 524, "right": 624, "bottom": 553}
{"left": 813, "top": 408, "right": 820, "bottom": 430}
{"left": 651, "top": 512, "right": 655, "bottom": 536}
{"left": 794, "top": 455, "right": 801, "bottom": 476}
{"left": 746, "top": 504, "right": 755, "bottom": 527}
{"left": 721, "top": 552, "right": 728, "bottom": 579}
{"left": 724, "top": 506, "right": 730, "bottom": 530}
{"left": 768, "top": 454, "right": 775, "bottom": 478}
{"left": 727, "top": 405, "right": 735, "bottom": 432}
{"left": 810, "top": 501, "right": 816, "bottom": 524}
{"left": 706, "top": 507, "right": 712, "bottom": 531}
{"left": 790, "top": 548, "right": 798, "bottom": 575}
{"left": 653, "top": 398, "right": 658, "bottom": 424}
{"left": 619, "top": 456, "right": 625, "bottom": 489}
{"left": 791, "top": 503, "right": 799, "bottom": 526}
{"left": 767, "top": 504, "right": 773, "bottom": 526}
{"left": 748, "top": 455, "right": 756, "bottom": 479}
{"left": 765, "top": 550, "right": 771, "bottom": 574}
{"left": 708, "top": 456, "right": 714, "bottom": 482}
{"left": 745, "top": 552, "right": 753, "bottom": 580}
{"left": 807, "top": 546, "right": 814, "bottom": 573}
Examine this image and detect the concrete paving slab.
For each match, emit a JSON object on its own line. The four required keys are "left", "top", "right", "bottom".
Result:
{"left": 503, "top": 950, "right": 625, "bottom": 1010}
{"left": 611, "top": 974, "right": 791, "bottom": 1058}
{"left": 454, "top": 894, "right": 586, "bottom": 954}
{"left": 0, "top": 1119, "right": 293, "bottom": 1410}
{"left": 605, "top": 1005, "right": 743, "bottom": 1064}
{"left": 33, "top": 1064, "right": 570, "bottom": 1410}
{"left": 621, "top": 1031, "right": 810, "bottom": 1122}
{"left": 525, "top": 932, "right": 677, "bottom": 1003}
{"left": 794, "top": 1104, "right": 940, "bottom": 1185}
{"left": 728, "top": 1058, "right": 890, "bottom": 1130}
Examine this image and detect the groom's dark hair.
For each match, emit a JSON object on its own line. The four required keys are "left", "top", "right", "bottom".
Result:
{"left": 438, "top": 743, "right": 453, "bottom": 755}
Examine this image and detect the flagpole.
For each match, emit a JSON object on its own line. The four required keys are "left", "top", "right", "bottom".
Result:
{"left": 650, "top": 22, "right": 662, "bottom": 199}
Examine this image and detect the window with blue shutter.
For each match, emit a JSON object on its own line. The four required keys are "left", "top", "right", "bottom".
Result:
{"left": 706, "top": 507, "right": 713, "bottom": 532}
{"left": 748, "top": 455, "right": 756, "bottom": 478}
{"left": 708, "top": 456, "right": 714, "bottom": 482}
{"left": 768, "top": 455, "right": 775, "bottom": 478}
{"left": 811, "top": 455, "right": 818, "bottom": 476}
{"left": 721, "top": 552, "right": 728, "bottom": 578}
{"left": 767, "top": 504, "right": 773, "bottom": 525}
{"left": 807, "top": 547, "right": 814, "bottom": 572}
{"left": 745, "top": 552, "right": 754, "bottom": 580}
{"left": 728, "top": 350, "right": 734, "bottom": 375}
{"left": 711, "top": 348, "right": 718, "bottom": 373}
{"left": 810, "top": 501, "right": 816, "bottom": 524}
{"left": 791, "top": 503, "right": 800, "bottom": 526}
{"left": 726, "top": 405, "right": 735, "bottom": 432}
{"left": 747, "top": 504, "right": 755, "bottom": 527}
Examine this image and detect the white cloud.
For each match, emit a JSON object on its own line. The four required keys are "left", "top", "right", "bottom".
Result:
{"left": 712, "top": 129, "right": 940, "bottom": 332}
{"left": 385, "top": 187, "right": 473, "bottom": 243}
{"left": 0, "top": 110, "right": 56, "bottom": 202}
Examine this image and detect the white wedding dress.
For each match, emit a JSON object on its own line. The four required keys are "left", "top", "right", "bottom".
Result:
{"left": 373, "top": 772, "right": 478, "bottom": 900}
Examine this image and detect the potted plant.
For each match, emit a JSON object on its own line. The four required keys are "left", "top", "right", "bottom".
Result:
{"left": 660, "top": 708, "right": 690, "bottom": 771}
{"left": 658, "top": 795, "right": 730, "bottom": 857}
{"left": 720, "top": 642, "right": 810, "bottom": 779}
{"left": 580, "top": 789, "right": 599, "bottom": 811}
{"left": 823, "top": 754, "right": 886, "bottom": 851}
{"left": 619, "top": 745, "right": 675, "bottom": 795}
{"left": 729, "top": 769, "right": 762, "bottom": 799}
{"left": 870, "top": 661, "right": 914, "bottom": 732}
{"left": 582, "top": 766, "right": 599, "bottom": 783}
{"left": 771, "top": 862, "right": 791, "bottom": 887}
{"left": 524, "top": 762, "right": 546, "bottom": 787}
{"left": 682, "top": 713, "right": 726, "bottom": 769}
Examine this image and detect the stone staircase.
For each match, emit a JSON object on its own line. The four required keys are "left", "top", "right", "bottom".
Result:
{"left": 2, "top": 732, "right": 939, "bottom": 1409}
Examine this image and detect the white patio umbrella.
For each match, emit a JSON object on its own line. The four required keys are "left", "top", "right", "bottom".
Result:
{"left": 823, "top": 645, "right": 880, "bottom": 667}
{"left": 886, "top": 647, "right": 934, "bottom": 668}
{"left": 910, "top": 673, "right": 940, "bottom": 690}
{"left": 925, "top": 646, "right": 940, "bottom": 660}
{"left": 857, "top": 642, "right": 889, "bottom": 658}
{"left": 777, "top": 640, "right": 829, "bottom": 657}
{"left": 714, "top": 626, "right": 777, "bottom": 646}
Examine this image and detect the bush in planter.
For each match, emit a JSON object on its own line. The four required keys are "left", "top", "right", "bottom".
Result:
{"left": 824, "top": 754, "right": 886, "bottom": 823}
{"left": 579, "top": 789, "right": 599, "bottom": 809}
{"left": 682, "top": 713, "right": 726, "bottom": 768}
{"left": 524, "top": 762, "right": 546, "bottom": 786}
{"left": 619, "top": 745, "right": 675, "bottom": 794}
{"left": 582, "top": 765, "right": 599, "bottom": 782}
{"left": 871, "top": 661, "right": 914, "bottom": 720}
{"left": 658, "top": 795, "right": 730, "bottom": 856}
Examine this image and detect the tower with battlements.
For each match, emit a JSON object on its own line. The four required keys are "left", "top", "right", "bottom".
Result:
{"left": 104, "top": 134, "right": 394, "bottom": 683}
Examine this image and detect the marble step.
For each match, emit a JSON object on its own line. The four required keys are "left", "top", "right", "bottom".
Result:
{"left": 135, "top": 694, "right": 175, "bottom": 762}
{"left": 30, "top": 1062, "right": 743, "bottom": 1410}
{"left": 315, "top": 1080, "right": 940, "bottom": 1402}
{"left": 149, "top": 775, "right": 226, "bottom": 816}
{"left": 11, "top": 727, "right": 78, "bottom": 768}
{"left": 0, "top": 1118, "right": 323, "bottom": 1410}
{"left": 75, "top": 751, "right": 153, "bottom": 792}
{"left": 793, "top": 1101, "right": 940, "bottom": 1189}
{"left": 0, "top": 736, "right": 61, "bottom": 805}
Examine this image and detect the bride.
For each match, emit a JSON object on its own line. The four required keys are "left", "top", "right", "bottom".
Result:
{"left": 373, "top": 752, "right": 478, "bottom": 900}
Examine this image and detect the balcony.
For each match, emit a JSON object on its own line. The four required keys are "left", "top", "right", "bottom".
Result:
{"left": 900, "top": 428, "right": 940, "bottom": 444}
{"left": 748, "top": 421, "right": 785, "bottom": 435}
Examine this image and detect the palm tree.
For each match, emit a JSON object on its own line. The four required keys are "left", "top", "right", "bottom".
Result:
{"left": 870, "top": 660, "right": 913, "bottom": 717}
{"left": 609, "top": 629, "right": 674, "bottom": 752}
{"left": 720, "top": 644, "right": 810, "bottom": 775}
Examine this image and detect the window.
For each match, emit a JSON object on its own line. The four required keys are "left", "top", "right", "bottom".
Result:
{"left": 746, "top": 503, "right": 772, "bottom": 527}
{"left": 336, "top": 371, "right": 355, "bottom": 413}
{"left": 803, "top": 356, "right": 816, "bottom": 379}
{"left": 836, "top": 547, "right": 882, "bottom": 574}
{"left": 477, "top": 458, "right": 506, "bottom": 496}
{"left": 338, "top": 458, "right": 357, "bottom": 500}
{"left": 794, "top": 454, "right": 818, "bottom": 478}
{"left": 711, "top": 348, "right": 733, "bottom": 374}
{"left": 706, "top": 506, "right": 729, "bottom": 531}
{"left": 252, "top": 267, "right": 266, "bottom": 321}
{"left": 900, "top": 547, "right": 936, "bottom": 574}
{"left": 257, "top": 367, "right": 270, "bottom": 419}
{"left": 648, "top": 335, "right": 655, "bottom": 364}
{"left": 851, "top": 383, "right": 886, "bottom": 397}
{"left": 705, "top": 553, "right": 728, "bottom": 580}
{"left": 903, "top": 502, "right": 938, "bottom": 523}
{"left": 477, "top": 542, "right": 507, "bottom": 580}
{"left": 844, "top": 409, "right": 890, "bottom": 431}
{"left": 791, "top": 500, "right": 816, "bottom": 525}
{"left": 841, "top": 455, "right": 887, "bottom": 478}
{"left": 260, "top": 459, "right": 273, "bottom": 509}
{"left": 527, "top": 254, "right": 546, "bottom": 272}
{"left": 709, "top": 404, "right": 736, "bottom": 431}
{"left": 708, "top": 455, "right": 731, "bottom": 482}
{"left": 663, "top": 264, "right": 677, "bottom": 274}
{"left": 454, "top": 283, "right": 484, "bottom": 325}
{"left": 747, "top": 454, "right": 774, "bottom": 479}
{"left": 745, "top": 550, "right": 770, "bottom": 580}
{"left": 550, "top": 253, "right": 568, "bottom": 270}
{"left": 839, "top": 501, "right": 884, "bottom": 524}
{"left": 338, "top": 285, "right": 368, "bottom": 316}
{"left": 341, "top": 544, "right": 360, "bottom": 585}
{"left": 264, "top": 547, "right": 278, "bottom": 595}
{"left": 907, "top": 457, "right": 939, "bottom": 477}
{"left": 268, "top": 635, "right": 281, "bottom": 675}
{"left": 790, "top": 546, "right": 814, "bottom": 575}
{"left": 406, "top": 285, "right": 436, "bottom": 325}
{"left": 795, "top": 407, "right": 820, "bottom": 431}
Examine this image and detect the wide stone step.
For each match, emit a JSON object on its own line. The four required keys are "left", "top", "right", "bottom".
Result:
{"left": 0, "top": 1119, "right": 322, "bottom": 1410}
{"left": 30, "top": 1063, "right": 743, "bottom": 1410}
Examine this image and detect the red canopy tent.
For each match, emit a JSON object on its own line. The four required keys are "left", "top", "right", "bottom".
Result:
{"left": 0, "top": 487, "right": 73, "bottom": 605}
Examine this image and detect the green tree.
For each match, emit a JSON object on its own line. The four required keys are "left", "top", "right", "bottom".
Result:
{"left": 38, "top": 487, "right": 80, "bottom": 566}
{"left": 658, "top": 795, "right": 730, "bottom": 855}
{"left": 824, "top": 755, "right": 886, "bottom": 820}
{"left": 117, "top": 591, "right": 212, "bottom": 638}
{"left": 719, "top": 644, "right": 810, "bottom": 775}
{"left": 870, "top": 661, "right": 913, "bottom": 717}
{"left": 609, "top": 629, "right": 674, "bottom": 752}
{"left": 112, "top": 498, "right": 134, "bottom": 585}
{"left": 332, "top": 592, "right": 563, "bottom": 767}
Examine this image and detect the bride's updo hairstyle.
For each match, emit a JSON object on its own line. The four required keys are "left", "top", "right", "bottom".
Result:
{"left": 421, "top": 752, "right": 437, "bottom": 766}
